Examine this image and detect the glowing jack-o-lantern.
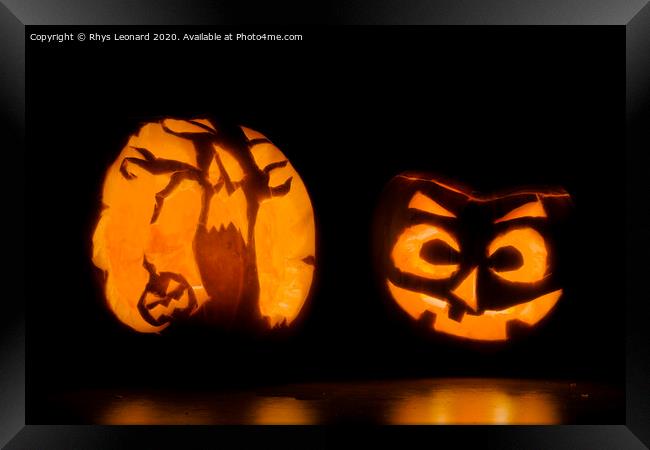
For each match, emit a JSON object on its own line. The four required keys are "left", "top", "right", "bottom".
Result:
{"left": 374, "top": 172, "right": 571, "bottom": 341}
{"left": 92, "top": 118, "right": 316, "bottom": 333}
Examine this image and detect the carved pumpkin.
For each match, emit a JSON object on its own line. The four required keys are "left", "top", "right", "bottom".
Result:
{"left": 92, "top": 118, "right": 316, "bottom": 333}
{"left": 374, "top": 172, "right": 571, "bottom": 341}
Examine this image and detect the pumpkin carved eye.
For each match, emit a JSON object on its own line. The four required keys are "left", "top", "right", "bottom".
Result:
{"left": 488, "top": 245, "right": 523, "bottom": 272}
{"left": 391, "top": 224, "right": 460, "bottom": 280}
{"left": 420, "top": 239, "right": 461, "bottom": 266}
{"left": 488, "top": 227, "right": 548, "bottom": 283}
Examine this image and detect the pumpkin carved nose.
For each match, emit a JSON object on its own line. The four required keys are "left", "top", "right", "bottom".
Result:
{"left": 452, "top": 267, "right": 478, "bottom": 312}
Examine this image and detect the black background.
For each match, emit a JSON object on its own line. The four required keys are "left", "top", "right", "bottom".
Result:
{"left": 26, "top": 26, "right": 624, "bottom": 420}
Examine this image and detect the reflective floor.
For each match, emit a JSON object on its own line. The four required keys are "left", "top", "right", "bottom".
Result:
{"left": 43, "top": 378, "right": 624, "bottom": 424}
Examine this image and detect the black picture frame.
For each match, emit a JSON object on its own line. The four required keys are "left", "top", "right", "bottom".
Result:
{"left": 2, "top": 1, "right": 649, "bottom": 448}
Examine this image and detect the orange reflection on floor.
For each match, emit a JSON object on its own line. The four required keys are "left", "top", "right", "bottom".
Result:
{"left": 99, "top": 392, "right": 319, "bottom": 425}
{"left": 390, "top": 379, "right": 559, "bottom": 424}
{"left": 49, "top": 378, "right": 622, "bottom": 425}
{"left": 250, "top": 396, "right": 319, "bottom": 425}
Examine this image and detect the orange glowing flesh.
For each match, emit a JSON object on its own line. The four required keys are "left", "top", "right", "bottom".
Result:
{"left": 494, "top": 198, "right": 547, "bottom": 223}
{"left": 92, "top": 121, "right": 315, "bottom": 332}
{"left": 387, "top": 281, "right": 561, "bottom": 341}
{"left": 488, "top": 227, "right": 548, "bottom": 283}
{"left": 391, "top": 224, "right": 460, "bottom": 279}
{"left": 242, "top": 127, "right": 316, "bottom": 326}
{"left": 408, "top": 191, "right": 456, "bottom": 217}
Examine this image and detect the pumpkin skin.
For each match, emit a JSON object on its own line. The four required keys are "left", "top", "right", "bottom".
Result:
{"left": 374, "top": 172, "right": 571, "bottom": 342}
{"left": 92, "top": 118, "right": 316, "bottom": 333}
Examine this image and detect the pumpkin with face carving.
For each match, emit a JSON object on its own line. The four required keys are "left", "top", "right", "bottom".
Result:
{"left": 92, "top": 118, "right": 316, "bottom": 333}
{"left": 374, "top": 172, "right": 571, "bottom": 341}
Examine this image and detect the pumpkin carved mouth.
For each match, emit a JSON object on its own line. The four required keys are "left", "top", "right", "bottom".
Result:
{"left": 387, "top": 281, "right": 562, "bottom": 341}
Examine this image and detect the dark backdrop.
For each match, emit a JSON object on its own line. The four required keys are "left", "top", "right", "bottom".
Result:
{"left": 25, "top": 26, "right": 624, "bottom": 419}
